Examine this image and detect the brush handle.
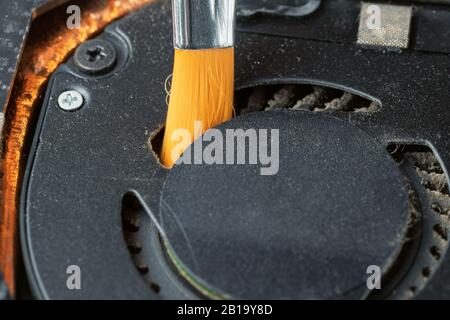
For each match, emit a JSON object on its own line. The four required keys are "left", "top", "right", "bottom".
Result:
{"left": 172, "top": 0, "right": 236, "bottom": 50}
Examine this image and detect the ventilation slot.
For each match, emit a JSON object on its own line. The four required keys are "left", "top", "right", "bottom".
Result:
{"left": 382, "top": 145, "right": 450, "bottom": 299}
{"left": 236, "top": 84, "right": 380, "bottom": 115}
{"left": 122, "top": 193, "right": 161, "bottom": 295}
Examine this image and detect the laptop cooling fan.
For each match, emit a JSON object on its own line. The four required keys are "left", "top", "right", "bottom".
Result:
{"left": 0, "top": 0, "right": 449, "bottom": 300}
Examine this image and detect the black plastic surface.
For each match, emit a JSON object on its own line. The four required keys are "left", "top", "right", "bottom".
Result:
{"left": 415, "top": 5, "right": 450, "bottom": 54}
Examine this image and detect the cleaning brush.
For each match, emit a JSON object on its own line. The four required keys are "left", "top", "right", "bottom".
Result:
{"left": 161, "top": 0, "right": 236, "bottom": 167}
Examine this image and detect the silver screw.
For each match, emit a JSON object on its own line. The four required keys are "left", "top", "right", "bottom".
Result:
{"left": 58, "top": 90, "right": 84, "bottom": 111}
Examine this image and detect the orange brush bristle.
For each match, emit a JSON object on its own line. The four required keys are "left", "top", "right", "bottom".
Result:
{"left": 161, "top": 47, "right": 234, "bottom": 167}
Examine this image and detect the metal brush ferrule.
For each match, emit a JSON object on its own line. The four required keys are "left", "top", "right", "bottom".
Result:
{"left": 172, "top": 0, "right": 236, "bottom": 49}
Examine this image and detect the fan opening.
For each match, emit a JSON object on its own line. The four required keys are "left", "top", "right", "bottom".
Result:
{"left": 370, "top": 144, "right": 450, "bottom": 299}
